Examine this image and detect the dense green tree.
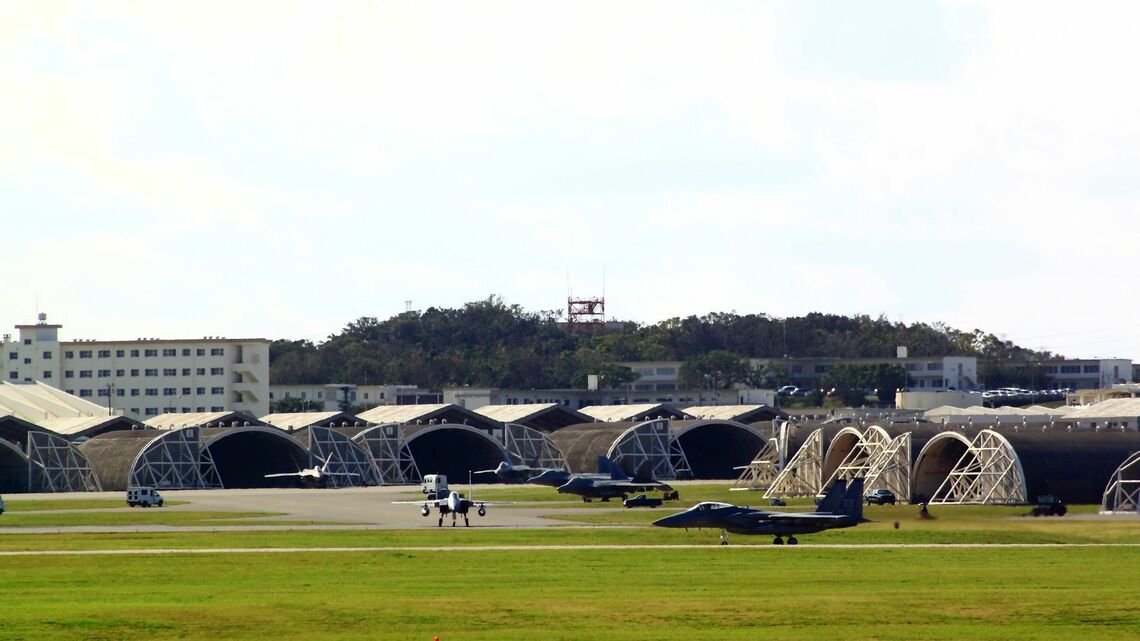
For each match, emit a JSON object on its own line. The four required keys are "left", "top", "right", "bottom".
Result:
{"left": 269, "top": 396, "right": 325, "bottom": 413}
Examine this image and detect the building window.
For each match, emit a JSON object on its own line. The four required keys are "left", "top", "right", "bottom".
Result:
{"left": 211, "top": 387, "right": 224, "bottom": 394}
{"left": 80, "top": 370, "right": 92, "bottom": 378}
{"left": 145, "top": 388, "right": 158, "bottom": 396}
{"left": 211, "top": 406, "right": 224, "bottom": 412}
{"left": 163, "top": 407, "right": 176, "bottom": 413}
{"left": 98, "top": 349, "right": 111, "bottom": 358}
{"left": 1084, "top": 365, "right": 1100, "bottom": 373}
{"left": 145, "top": 369, "right": 157, "bottom": 376}
{"left": 116, "top": 369, "right": 125, "bottom": 377}
{"left": 927, "top": 363, "right": 942, "bottom": 371}
{"left": 22, "top": 338, "right": 30, "bottom": 345}
{"left": 145, "top": 408, "right": 158, "bottom": 416}
{"left": 211, "top": 347, "right": 224, "bottom": 356}
{"left": 163, "top": 388, "right": 177, "bottom": 396}
{"left": 97, "top": 388, "right": 108, "bottom": 397}
{"left": 300, "top": 392, "right": 307, "bottom": 399}
{"left": 210, "top": 367, "right": 224, "bottom": 375}
{"left": 144, "top": 349, "right": 158, "bottom": 357}
{"left": 43, "top": 371, "right": 52, "bottom": 379}
{"left": 116, "top": 388, "right": 125, "bottom": 397}
{"left": 79, "top": 350, "right": 92, "bottom": 358}
{"left": 196, "top": 368, "right": 206, "bottom": 375}
{"left": 181, "top": 368, "right": 191, "bottom": 376}
{"left": 130, "top": 408, "right": 139, "bottom": 414}
{"left": 182, "top": 348, "right": 191, "bottom": 356}
{"left": 163, "top": 368, "right": 176, "bottom": 376}
{"left": 23, "top": 358, "right": 30, "bottom": 364}
{"left": 98, "top": 369, "right": 111, "bottom": 377}
{"left": 79, "top": 389, "right": 93, "bottom": 397}
{"left": 130, "top": 369, "right": 139, "bottom": 377}
{"left": 65, "top": 371, "right": 74, "bottom": 378}
{"left": 181, "top": 387, "right": 191, "bottom": 395}
{"left": 196, "top": 406, "right": 205, "bottom": 412}
{"left": 163, "top": 348, "right": 177, "bottom": 357}
{"left": 196, "top": 348, "right": 206, "bottom": 356}
{"left": 130, "top": 349, "right": 139, "bottom": 357}
{"left": 196, "top": 387, "right": 205, "bottom": 394}
{"left": 42, "top": 351, "right": 51, "bottom": 359}
{"left": 116, "top": 349, "right": 125, "bottom": 358}
{"left": 65, "top": 351, "right": 74, "bottom": 359}
{"left": 130, "top": 389, "right": 140, "bottom": 397}
{"left": 8, "top": 352, "right": 17, "bottom": 360}
{"left": 656, "top": 367, "right": 677, "bottom": 376}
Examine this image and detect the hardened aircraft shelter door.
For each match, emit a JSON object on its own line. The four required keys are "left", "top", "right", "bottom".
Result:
{"left": 351, "top": 423, "right": 420, "bottom": 484}
{"left": 765, "top": 428, "right": 823, "bottom": 498}
{"left": 129, "top": 426, "right": 222, "bottom": 490}
{"left": 607, "top": 419, "right": 688, "bottom": 480}
{"left": 1102, "top": 451, "right": 1140, "bottom": 513}
{"left": 503, "top": 423, "right": 566, "bottom": 469}
{"left": 27, "top": 431, "right": 101, "bottom": 492}
{"left": 919, "top": 429, "right": 1027, "bottom": 504}
{"left": 733, "top": 438, "right": 780, "bottom": 490}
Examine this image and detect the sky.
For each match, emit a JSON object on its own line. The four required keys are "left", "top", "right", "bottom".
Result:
{"left": 4, "top": 2, "right": 1140, "bottom": 359}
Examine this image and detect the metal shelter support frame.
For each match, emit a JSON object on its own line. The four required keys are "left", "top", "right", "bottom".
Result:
{"left": 307, "top": 426, "right": 381, "bottom": 487}
{"left": 502, "top": 423, "right": 566, "bottom": 470}
{"left": 863, "top": 431, "right": 912, "bottom": 503}
{"left": 732, "top": 438, "right": 780, "bottom": 490}
{"left": 607, "top": 419, "right": 688, "bottom": 480}
{"left": 353, "top": 423, "right": 420, "bottom": 485}
{"left": 765, "top": 428, "right": 823, "bottom": 498}
{"left": 929, "top": 429, "right": 1027, "bottom": 504}
{"left": 26, "top": 431, "right": 102, "bottom": 492}
{"left": 1101, "top": 451, "right": 1140, "bottom": 513}
{"left": 129, "top": 426, "right": 222, "bottom": 490}
{"left": 818, "top": 426, "right": 890, "bottom": 498}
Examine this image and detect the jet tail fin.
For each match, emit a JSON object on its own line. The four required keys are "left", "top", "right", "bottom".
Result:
{"left": 835, "top": 478, "right": 865, "bottom": 520}
{"left": 815, "top": 479, "right": 848, "bottom": 513}
{"left": 596, "top": 455, "right": 629, "bottom": 480}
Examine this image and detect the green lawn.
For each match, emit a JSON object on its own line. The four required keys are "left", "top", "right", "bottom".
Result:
{"left": 1, "top": 546, "right": 1137, "bottom": 640}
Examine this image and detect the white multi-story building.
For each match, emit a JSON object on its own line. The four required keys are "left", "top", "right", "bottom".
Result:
{"left": 267, "top": 383, "right": 438, "bottom": 410}
{"left": 2, "top": 315, "right": 270, "bottom": 419}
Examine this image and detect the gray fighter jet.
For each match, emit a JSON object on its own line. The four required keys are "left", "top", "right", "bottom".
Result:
{"left": 555, "top": 456, "right": 677, "bottom": 503}
{"left": 652, "top": 478, "right": 865, "bottom": 545}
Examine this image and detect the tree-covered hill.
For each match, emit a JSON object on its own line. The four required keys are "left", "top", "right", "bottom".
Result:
{"left": 270, "top": 296, "right": 1056, "bottom": 389}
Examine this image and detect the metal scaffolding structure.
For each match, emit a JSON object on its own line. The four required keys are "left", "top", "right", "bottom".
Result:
{"left": 732, "top": 438, "right": 780, "bottom": 491}
{"left": 129, "top": 426, "right": 221, "bottom": 490}
{"left": 607, "top": 419, "right": 688, "bottom": 480}
{"left": 26, "top": 431, "right": 102, "bottom": 492}
{"left": 765, "top": 428, "right": 823, "bottom": 498}
{"left": 863, "top": 431, "right": 912, "bottom": 503}
{"left": 818, "top": 426, "right": 890, "bottom": 497}
{"left": 353, "top": 423, "right": 420, "bottom": 485}
{"left": 502, "top": 423, "right": 566, "bottom": 469}
{"left": 929, "top": 429, "right": 1027, "bottom": 504}
{"left": 307, "top": 425, "right": 380, "bottom": 487}
{"left": 1101, "top": 451, "right": 1140, "bottom": 514}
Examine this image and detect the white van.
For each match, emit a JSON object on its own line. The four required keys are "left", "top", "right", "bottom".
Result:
{"left": 421, "top": 474, "right": 448, "bottom": 498}
{"left": 126, "top": 486, "right": 164, "bottom": 508}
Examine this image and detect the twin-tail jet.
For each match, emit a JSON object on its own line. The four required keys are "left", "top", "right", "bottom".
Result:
{"left": 652, "top": 478, "right": 866, "bottom": 545}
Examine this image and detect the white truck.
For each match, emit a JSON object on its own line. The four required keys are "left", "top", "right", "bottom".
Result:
{"left": 126, "top": 486, "right": 164, "bottom": 508}
{"left": 421, "top": 474, "right": 448, "bottom": 499}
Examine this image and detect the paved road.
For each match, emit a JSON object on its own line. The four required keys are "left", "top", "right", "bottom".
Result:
{"left": 0, "top": 485, "right": 601, "bottom": 531}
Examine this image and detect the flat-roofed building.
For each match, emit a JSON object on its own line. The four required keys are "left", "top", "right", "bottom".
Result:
{"left": 2, "top": 315, "right": 269, "bottom": 419}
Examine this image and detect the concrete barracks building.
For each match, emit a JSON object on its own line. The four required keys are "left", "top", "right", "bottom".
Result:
{"left": 2, "top": 315, "right": 269, "bottom": 419}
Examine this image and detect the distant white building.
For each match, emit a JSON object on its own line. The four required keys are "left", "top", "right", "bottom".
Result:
{"left": 267, "top": 383, "right": 438, "bottom": 410}
{"left": 2, "top": 315, "right": 270, "bottom": 419}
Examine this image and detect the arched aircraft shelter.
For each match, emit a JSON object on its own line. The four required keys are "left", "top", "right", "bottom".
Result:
{"left": 404, "top": 423, "right": 508, "bottom": 483}
{"left": 201, "top": 426, "right": 309, "bottom": 488}
{"left": 671, "top": 420, "right": 766, "bottom": 479}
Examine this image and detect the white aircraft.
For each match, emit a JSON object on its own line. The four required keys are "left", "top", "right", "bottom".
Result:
{"left": 264, "top": 455, "right": 360, "bottom": 487}
{"left": 395, "top": 488, "right": 508, "bottom": 527}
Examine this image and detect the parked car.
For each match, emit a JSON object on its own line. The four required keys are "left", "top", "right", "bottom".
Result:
{"left": 777, "top": 385, "right": 800, "bottom": 397}
{"left": 1031, "top": 495, "right": 1067, "bottom": 517}
{"left": 865, "top": 489, "right": 897, "bottom": 505}
{"left": 623, "top": 494, "right": 664, "bottom": 509}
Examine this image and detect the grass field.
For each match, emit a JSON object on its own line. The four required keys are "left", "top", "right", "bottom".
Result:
{"left": 1, "top": 489, "right": 1138, "bottom": 639}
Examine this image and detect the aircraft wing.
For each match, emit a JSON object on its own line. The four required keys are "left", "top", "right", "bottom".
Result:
{"left": 392, "top": 499, "right": 446, "bottom": 506}
{"left": 263, "top": 472, "right": 302, "bottom": 478}
{"left": 745, "top": 511, "right": 845, "bottom": 527}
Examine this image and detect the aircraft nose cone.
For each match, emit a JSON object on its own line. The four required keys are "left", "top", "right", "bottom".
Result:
{"left": 651, "top": 511, "right": 692, "bottom": 529}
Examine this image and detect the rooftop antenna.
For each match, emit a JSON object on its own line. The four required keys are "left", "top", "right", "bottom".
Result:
{"left": 405, "top": 300, "right": 412, "bottom": 313}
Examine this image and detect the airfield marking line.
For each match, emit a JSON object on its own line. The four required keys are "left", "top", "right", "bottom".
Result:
{"left": 5, "top": 543, "right": 1140, "bottom": 557}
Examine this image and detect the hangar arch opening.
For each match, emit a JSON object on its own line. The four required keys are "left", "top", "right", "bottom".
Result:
{"left": 672, "top": 421, "right": 766, "bottom": 479}
{"left": 913, "top": 432, "right": 972, "bottom": 501}
{"left": 202, "top": 427, "right": 309, "bottom": 488}
{"left": 405, "top": 424, "right": 508, "bottom": 482}
{"left": 0, "top": 439, "right": 29, "bottom": 493}
{"left": 822, "top": 427, "right": 865, "bottom": 483}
